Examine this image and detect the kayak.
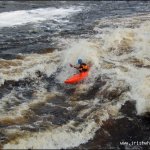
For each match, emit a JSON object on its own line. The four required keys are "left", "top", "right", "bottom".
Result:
{"left": 64, "top": 71, "right": 89, "bottom": 84}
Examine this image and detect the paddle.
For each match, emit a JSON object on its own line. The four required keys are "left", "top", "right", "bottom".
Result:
{"left": 70, "top": 64, "right": 79, "bottom": 69}
{"left": 70, "top": 64, "right": 73, "bottom": 67}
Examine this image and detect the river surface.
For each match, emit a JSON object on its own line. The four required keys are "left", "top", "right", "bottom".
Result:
{"left": 0, "top": 1, "right": 150, "bottom": 149}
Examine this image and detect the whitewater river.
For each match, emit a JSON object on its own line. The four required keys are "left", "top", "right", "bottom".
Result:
{"left": 0, "top": 1, "right": 150, "bottom": 149}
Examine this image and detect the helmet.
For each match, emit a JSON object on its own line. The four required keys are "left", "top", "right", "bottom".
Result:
{"left": 78, "top": 59, "right": 82, "bottom": 64}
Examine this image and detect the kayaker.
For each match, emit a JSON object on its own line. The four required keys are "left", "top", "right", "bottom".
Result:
{"left": 70, "top": 59, "right": 89, "bottom": 73}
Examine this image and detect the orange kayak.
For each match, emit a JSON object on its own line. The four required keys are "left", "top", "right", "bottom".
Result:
{"left": 64, "top": 71, "right": 89, "bottom": 84}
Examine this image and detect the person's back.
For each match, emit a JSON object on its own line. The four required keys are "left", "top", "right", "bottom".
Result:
{"left": 79, "top": 62, "right": 89, "bottom": 72}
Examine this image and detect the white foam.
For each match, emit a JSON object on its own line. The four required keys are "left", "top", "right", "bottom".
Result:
{"left": 0, "top": 82, "right": 48, "bottom": 119}
{"left": 1, "top": 10, "right": 150, "bottom": 149}
{"left": 3, "top": 113, "right": 109, "bottom": 149}
{"left": 0, "top": 7, "right": 81, "bottom": 28}
{"left": 56, "top": 39, "right": 101, "bottom": 83}
{"left": 2, "top": 103, "right": 111, "bottom": 150}
{"left": 0, "top": 51, "right": 61, "bottom": 85}
{"left": 96, "top": 20, "right": 150, "bottom": 115}
{"left": 57, "top": 17, "right": 150, "bottom": 115}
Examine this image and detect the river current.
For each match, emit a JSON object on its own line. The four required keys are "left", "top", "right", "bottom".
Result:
{"left": 0, "top": 1, "right": 150, "bottom": 149}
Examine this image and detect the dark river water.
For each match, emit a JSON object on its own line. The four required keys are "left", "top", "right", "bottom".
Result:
{"left": 0, "top": 1, "right": 150, "bottom": 149}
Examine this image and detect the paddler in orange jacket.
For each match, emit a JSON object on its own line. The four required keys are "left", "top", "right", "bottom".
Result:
{"left": 70, "top": 59, "right": 89, "bottom": 73}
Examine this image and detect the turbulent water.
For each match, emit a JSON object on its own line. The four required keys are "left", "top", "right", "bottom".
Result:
{"left": 0, "top": 1, "right": 150, "bottom": 149}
